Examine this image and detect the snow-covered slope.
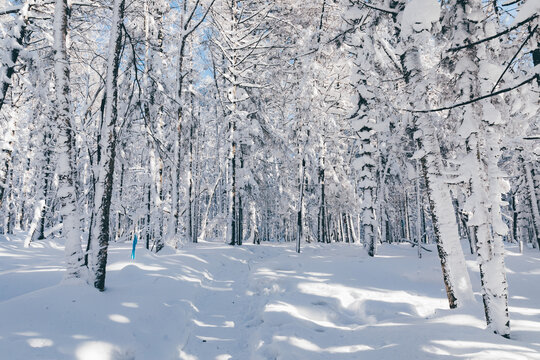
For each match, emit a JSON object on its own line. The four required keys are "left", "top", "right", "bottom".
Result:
{"left": 0, "top": 232, "right": 539, "bottom": 359}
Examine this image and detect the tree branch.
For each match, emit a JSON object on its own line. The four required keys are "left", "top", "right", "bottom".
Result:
{"left": 358, "top": 1, "right": 398, "bottom": 15}
{"left": 0, "top": 6, "right": 21, "bottom": 15}
{"left": 491, "top": 24, "right": 538, "bottom": 93}
{"left": 448, "top": 14, "right": 538, "bottom": 52}
{"left": 404, "top": 74, "right": 538, "bottom": 113}
{"left": 184, "top": 0, "right": 216, "bottom": 38}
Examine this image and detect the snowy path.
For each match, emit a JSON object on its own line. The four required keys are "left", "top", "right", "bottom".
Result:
{"left": 1, "top": 234, "right": 540, "bottom": 359}
{"left": 177, "top": 247, "right": 256, "bottom": 359}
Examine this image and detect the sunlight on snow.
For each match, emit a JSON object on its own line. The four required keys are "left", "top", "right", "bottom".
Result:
{"left": 512, "top": 319, "right": 540, "bottom": 332}
{"left": 215, "top": 354, "right": 232, "bottom": 360}
{"left": 297, "top": 282, "right": 445, "bottom": 318}
{"left": 424, "top": 339, "right": 540, "bottom": 358}
{"left": 256, "top": 267, "right": 331, "bottom": 283}
{"left": 421, "top": 345, "right": 452, "bottom": 356}
{"left": 108, "top": 314, "right": 131, "bottom": 324}
{"left": 26, "top": 338, "right": 53, "bottom": 348}
{"left": 76, "top": 341, "right": 133, "bottom": 360}
{"left": 178, "top": 349, "right": 198, "bottom": 360}
{"left": 265, "top": 301, "right": 362, "bottom": 330}
{"left": 177, "top": 253, "right": 209, "bottom": 264}
{"left": 12, "top": 267, "right": 63, "bottom": 273}
{"left": 121, "top": 302, "right": 139, "bottom": 308}
{"left": 431, "top": 339, "right": 537, "bottom": 351}
{"left": 430, "top": 314, "right": 485, "bottom": 328}
{"left": 72, "top": 335, "right": 92, "bottom": 340}
{"left": 273, "top": 335, "right": 374, "bottom": 353}
{"left": 192, "top": 319, "right": 235, "bottom": 328}
{"left": 371, "top": 254, "right": 404, "bottom": 259}
{"left": 0, "top": 250, "right": 27, "bottom": 258}
{"left": 509, "top": 306, "right": 540, "bottom": 316}
{"left": 304, "top": 271, "right": 333, "bottom": 277}
{"left": 14, "top": 331, "right": 40, "bottom": 336}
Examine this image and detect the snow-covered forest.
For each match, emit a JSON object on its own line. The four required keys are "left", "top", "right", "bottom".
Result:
{"left": 0, "top": 0, "right": 539, "bottom": 358}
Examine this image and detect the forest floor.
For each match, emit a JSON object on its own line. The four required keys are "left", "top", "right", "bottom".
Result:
{"left": 0, "top": 232, "right": 539, "bottom": 359}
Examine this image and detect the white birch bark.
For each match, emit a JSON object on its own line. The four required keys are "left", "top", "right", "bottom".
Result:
{"left": 524, "top": 161, "right": 540, "bottom": 249}
{"left": 400, "top": 0, "right": 474, "bottom": 308}
{"left": 416, "top": 121, "right": 474, "bottom": 308}
{"left": 53, "top": 0, "right": 85, "bottom": 280}
{"left": 446, "top": 0, "right": 511, "bottom": 336}
{"left": 24, "top": 199, "right": 45, "bottom": 248}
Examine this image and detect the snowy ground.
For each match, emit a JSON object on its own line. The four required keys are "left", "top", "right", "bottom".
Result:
{"left": 1, "top": 232, "right": 539, "bottom": 360}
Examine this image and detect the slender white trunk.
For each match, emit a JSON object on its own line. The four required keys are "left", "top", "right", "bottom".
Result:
{"left": 417, "top": 122, "right": 474, "bottom": 308}
{"left": 466, "top": 126, "right": 510, "bottom": 338}
{"left": 0, "top": 1, "right": 29, "bottom": 112}
{"left": 415, "top": 157, "right": 422, "bottom": 259}
{"left": 448, "top": 0, "right": 511, "bottom": 335}
{"left": 24, "top": 199, "right": 45, "bottom": 248}
{"left": 297, "top": 158, "right": 305, "bottom": 253}
{"left": 53, "top": 0, "right": 85, "bottom": 280}
{"left": 524, "top": 161, "right": 540, "bottom": 249}
{"left": 400, "top": 24, "right": 474, "bottom": 307}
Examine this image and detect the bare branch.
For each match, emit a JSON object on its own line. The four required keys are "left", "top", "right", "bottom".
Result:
{"left": 491, "top": 24, "right": 538, "bottom": 93}
{"left": 448, "top": 14, "right": 538, "bottom": 52}
{"left": 184, "top": 0, "right": 216, "bottom": 38}
{"left": 501, "top": 0, "right": 521, "bottom": 6}
{"left": 184, "top": 0, "right": 201, "bottom": 30}
{"left": 403, "top": 74, "right": 538, "bottom": 113}
{"left": 358, "top": 1, "right": 398, "bottom": 15}
{"left": 0, "top": 6, "right": 21, "bottom": 15}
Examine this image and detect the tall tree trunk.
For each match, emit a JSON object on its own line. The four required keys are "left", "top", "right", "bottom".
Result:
{"left": 53, "top": 0, "right": 85, "bottom": 280}
{"left": 318, "top": 165, "right": 324, "bottom": 242}
{"left": 400, "top": 9, "right": 474, "bottom": 307}
{"left": 415, "top": 158, "right": 423, "bottom": 258}
{"left": 523, "top": 159, "right": 540, "bottom": 250}
{"left": 238, "top": 193, "right": 243, "bottom": 245}
{"left": 37, "top": 132, "right": 53, "bottom": 241}
{"left": 90, "top": 0, "right": 126, "bottom": 291}
{"left": 0, "top": 3, "right": 29, "bottom": 112}
{"left": 0, "top": 120, "right": 16, "bottom": 214}
{"left": 188, "top": 132, "right": 193, "bottom": 243}
{"left": 445, "top": 0, "right": 511, "bottom": 335}
{"left": 146, "top": 184, "right": 151, "bottom": 249}
{"left": 297, "top": 158, "right": 305, "bottom": 253}
{"left": 229, "top": 123, "right": 237, "bottom": 245}
{"left": 415, "top": 123, "right": 474, "bottom": 308}
{"left": 466, "top": 131, "right": 510, "bottom": 337}
{"left": 404, "top": 191, "right": 411, "bottom": 241}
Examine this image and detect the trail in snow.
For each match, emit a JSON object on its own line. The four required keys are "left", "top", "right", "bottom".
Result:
{"left": 0, "top": 232, "right": 540, "bottom": 359}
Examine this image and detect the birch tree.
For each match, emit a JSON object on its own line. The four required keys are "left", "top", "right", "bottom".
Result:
{"left": 53, "top": 0, "right": 85, "bottom": 279}
{"left": 399, "top": 0, "right": 474, "bottom": 309}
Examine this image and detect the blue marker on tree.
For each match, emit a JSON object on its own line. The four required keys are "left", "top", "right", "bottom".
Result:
{"left": 131, "top": 234, "right": 138, "bottom": 260}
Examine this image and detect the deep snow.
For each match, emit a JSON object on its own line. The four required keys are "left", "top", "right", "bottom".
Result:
{"left": 1, "top": 232, "right": 539, "bottom": 359}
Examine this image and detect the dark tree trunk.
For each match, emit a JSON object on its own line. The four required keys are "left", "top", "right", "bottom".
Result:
{"left": 91, "top": 0, "right": 126, "bottom": 291}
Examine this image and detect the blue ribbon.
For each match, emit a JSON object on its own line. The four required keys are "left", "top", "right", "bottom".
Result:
{"left": 131, "top": 234, "right": 138, "bottom": 259}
